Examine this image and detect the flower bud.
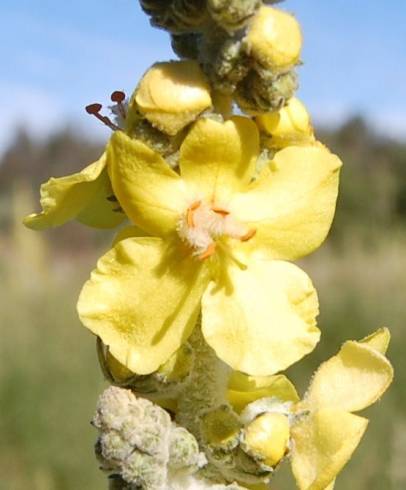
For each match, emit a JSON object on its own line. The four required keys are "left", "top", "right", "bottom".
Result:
{"left": 235, "top": 69, "right": 298, "bottom": 115}
{"left": 208, "top": 0, "right": 261, "bottom": 32}
{"left": 134, "top": 61, "right": 212, "bottom": 135}
{"left": 256, "top": 97, "right": 315, "bottom": 148}
{"left": 208, "top": 37, "right": 249, "bottom": 95}
{"left": 168, "top": 427, "right": 203, "bottom": 471}
{"left": 99, "top": 340, "right": 193, "bottom": 393}
{"left": 244, "top": 6, "right": 302, "bottom": 71}
{"left": 201, "top": 405, "right": 242, "bottom": 451}
{"left": 171, "top": 33, "right": 201, "bottom": 59}
{"left": 242, "top": 413, "right": 290, "bottom": 467}
{"left": 93, "top": 387, "right": 206, "bottom": 489}
{"left": 140, "top": 0, "right": 209, "bottom": 34}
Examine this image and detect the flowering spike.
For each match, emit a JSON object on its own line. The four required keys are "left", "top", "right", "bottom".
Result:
{"left": 24, "top": 1, "right": 392, "bottom": 489}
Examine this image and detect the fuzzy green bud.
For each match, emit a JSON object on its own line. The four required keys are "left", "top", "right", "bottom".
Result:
{"left": 201, "top": 405, "right": 242, "bottom": 451}
{"left": 171, "top": 33, "right": 201, "bottom": 59}
{"left": 140, "top": 0, "right": 209, "bottom": 34}
{"left": 235, "top": 69, "right": 298, "bottom": 115}
{"left": 206, "top": 38, "right": 249, "bottom": 95}
{"left": 93, "top": 387, "right": 206, "bottom": 489}
{"left": 169, "top": 427, "right": 203, "bottom": 471}
{"left": 207, "top": 0, "right": 261, "bottom": 32}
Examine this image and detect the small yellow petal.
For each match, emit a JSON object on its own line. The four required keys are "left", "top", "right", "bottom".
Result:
{"left": 359, "top": 327, "right": 391, "bottom": 355}
{"left": 256, "top": 97, "right": 315, "bottom": 149}
{"left": 230, "top": 144, "right": 342, "bottom": 261}
{"left": 107, "top": 131, "right": 188, "bottom": 236}
{"left": 202, "top": 258, "right": 320, "bottom": 375}
{"left": 77, "top": 236, "right": 209, "bottom": 375}
{"left": 179, "top": 116, "right": 260, "bottom": 202}
{"left": 243, "top": 412, "right": 290, "bottom": 467}
{"left": 291, "top": 409, "right": 368, "bottom": 490}
{"left": 134, "top": 60, "right": 212, "bottom": 135}
{"left": 228, "top": 372, "right": 299, "bottom": 413}
{"left": 24, "top": 154, "right": 125, "bottom": 230}
{"left": 303, "top": 340, "right": 394, "bottom": 413}
{"left": 244, "top": 6, "right": 302, "bottom": 70}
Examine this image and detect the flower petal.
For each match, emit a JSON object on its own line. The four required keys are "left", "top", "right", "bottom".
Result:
{"left": 359, "top": 327, "right": 390, "bottom": 354}
{"left": 77, "top": 236, "right": 209, "bottom": 375}
{"left": 107, "top": 131, "right": 188, "bottom": 236}
{"left": 23, "top": 154, "right": 125, "bottom": 230}
{"left": 227, "top": 372, "right": 299, "bottom": 413}
{"left": 303, "top": 339, "right": 394, "bottom": 413}
{"left": 291, "top": 409, "right": 368, "bottom": 490}
{"left": 201, "top": 258, "right": 320, "bottom": 375}
{"left": 230, "top": 144, "right": 342, "bottom": 260}
{"left": 179, "top": 116, "right": 260, "bottom": 202}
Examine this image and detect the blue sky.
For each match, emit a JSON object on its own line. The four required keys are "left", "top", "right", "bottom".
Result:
{"left": 1, "top": 0, "right": 406, "bottom": 154}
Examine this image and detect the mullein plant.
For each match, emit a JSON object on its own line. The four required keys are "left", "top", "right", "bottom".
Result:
{"left": 24, "top": 1, "right": 393, "bottom": 489}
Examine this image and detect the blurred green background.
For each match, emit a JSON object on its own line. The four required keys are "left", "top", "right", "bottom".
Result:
{"left": 0, "top": 117, "right": 405, "bottom": 489}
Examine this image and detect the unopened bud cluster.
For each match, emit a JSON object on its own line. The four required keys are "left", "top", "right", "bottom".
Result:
{"left": 140, "top": 0, "right": 302, "bottom": 113}
{"left": 94, "top": 386, "right": 249, "bottom": 490}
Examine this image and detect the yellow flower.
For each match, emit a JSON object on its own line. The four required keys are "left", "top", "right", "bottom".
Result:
{"left": 244, "top": 6, "right": 302, "bottom": 71}
{"left": 23, "top": 153, "right": 125, "bottom": 230}
{"left": 132, "top": 60, "right": 212, "bottom": 136}
{"left": 77, "top": 116, "right": 341, "bottom": 376}
{"left": 230, "top": 328, "right": 394, "bottom": 490}
{"left": 256, "top": 97, "right": 315, "bottom": 149}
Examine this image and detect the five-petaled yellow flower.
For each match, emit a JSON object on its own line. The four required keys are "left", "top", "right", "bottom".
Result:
{"left": 228, "top": 328, "right": 393, "bottom": 490}
{"left": 77, "top": 115, "right": 342, "bottom": 376}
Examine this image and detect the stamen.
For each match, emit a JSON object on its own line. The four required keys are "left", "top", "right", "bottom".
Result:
{"left": 85, "top": 103, "right": 121, "bottom": 131}
{"left": 240, "top": 228, "right": 257, "bottom": 242}
{"left": 198, "top": 243, "right": 216, "bottom": 260}
{"left": 111, "top": 91, "right": 127, "bottom": 119}
{"left": 190, "top": 201, "right": 201, "bottom": 210}
{"left": 212, "top": 205, "right": 230, "bottom": 216}
{"left": 187, "top": 201, "right": 201, "bottom": 228}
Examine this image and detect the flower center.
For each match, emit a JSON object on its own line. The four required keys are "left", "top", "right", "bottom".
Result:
{"left": 177, "top": 200, "right": 256, "bottom": 260}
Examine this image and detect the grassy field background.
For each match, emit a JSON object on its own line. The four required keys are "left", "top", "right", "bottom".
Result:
{"left": 0, "top": 120, "right": 405, "bottom": 489}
